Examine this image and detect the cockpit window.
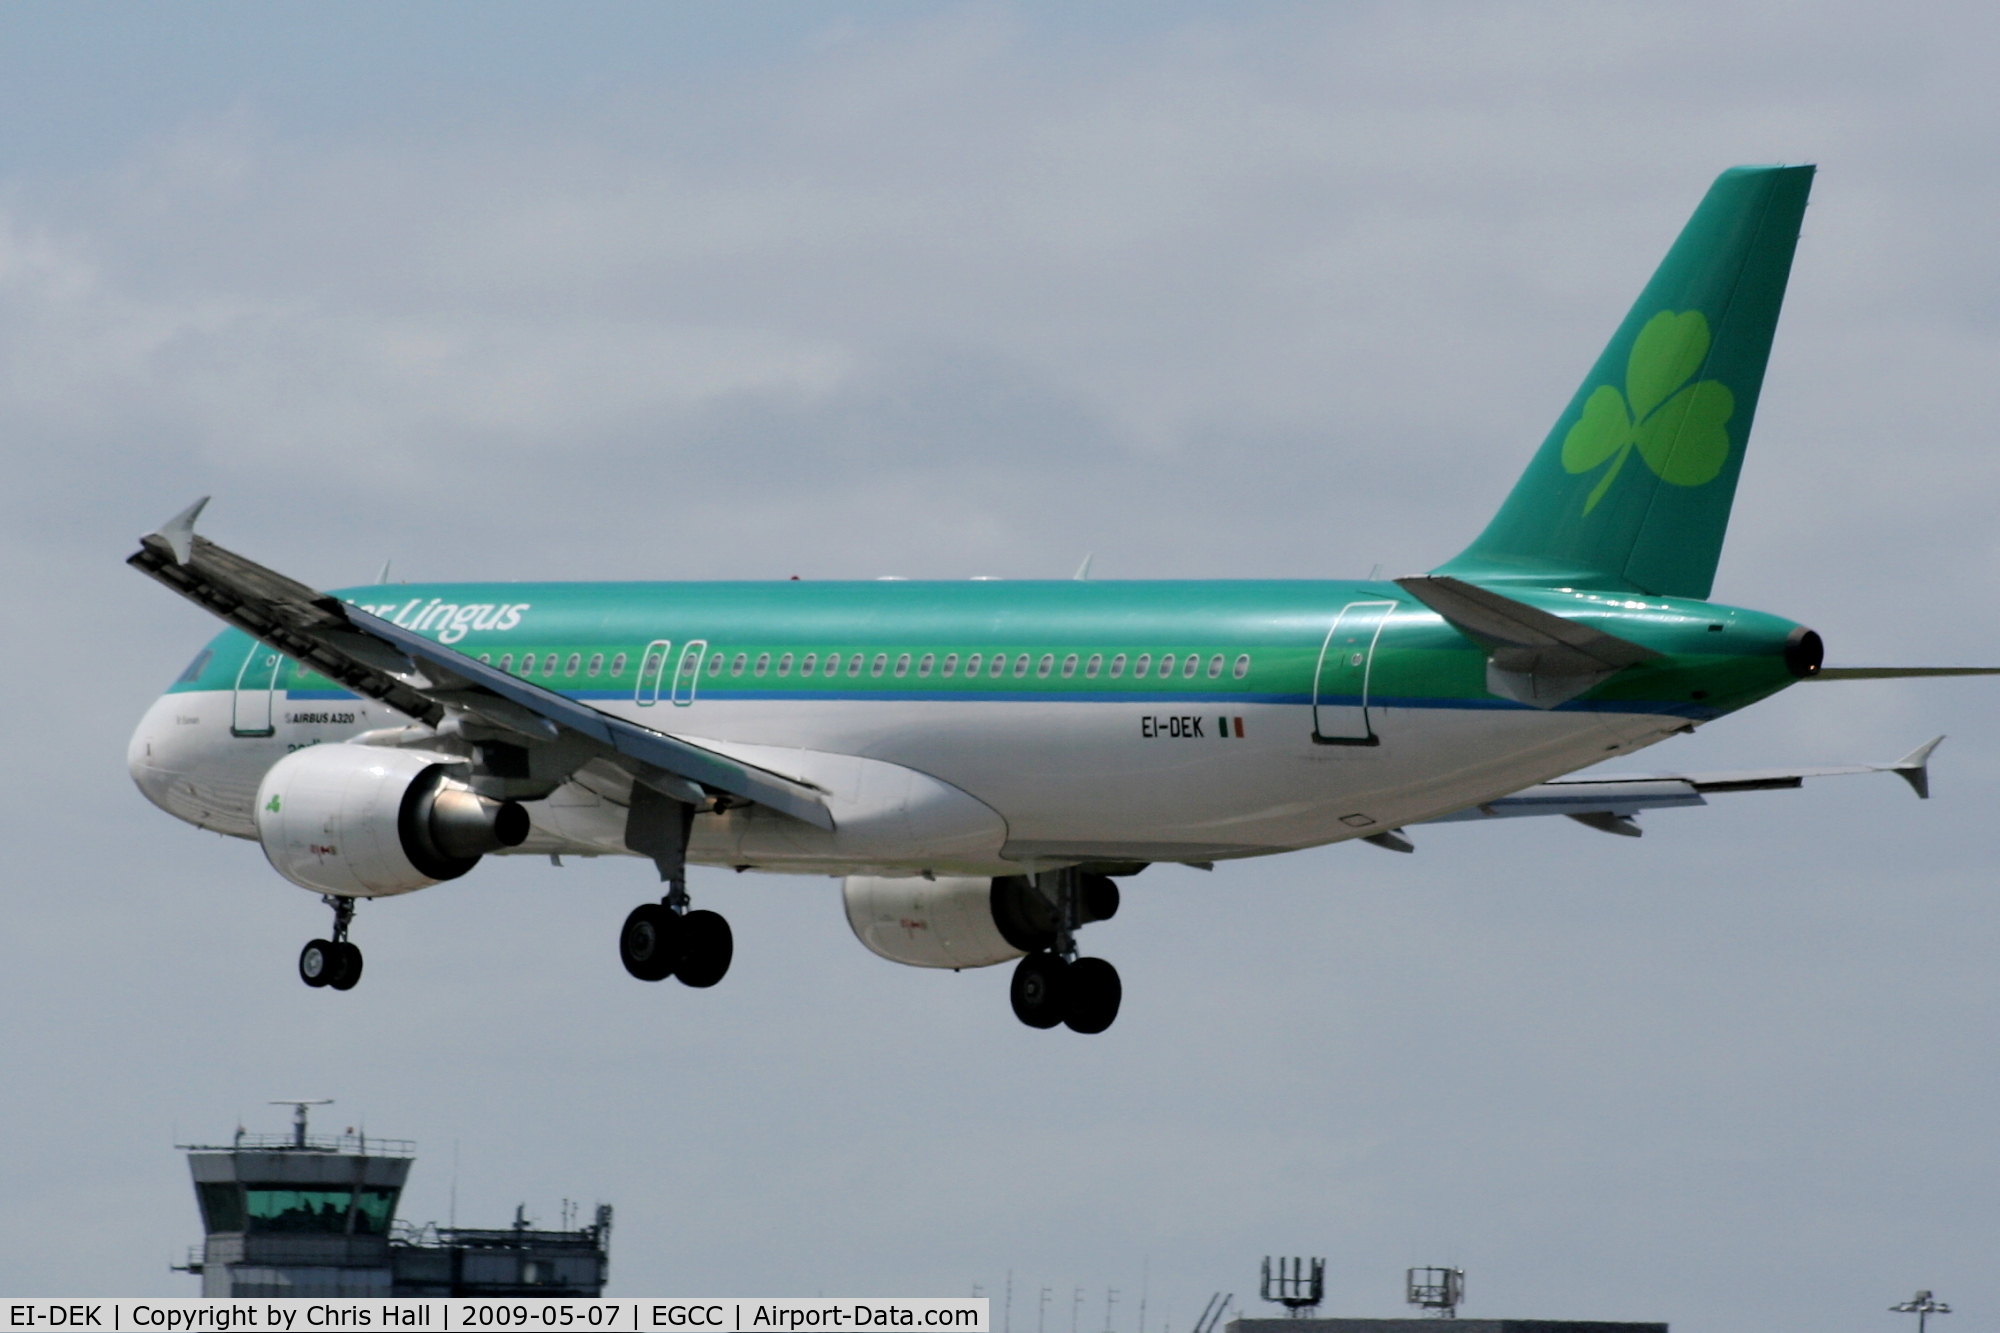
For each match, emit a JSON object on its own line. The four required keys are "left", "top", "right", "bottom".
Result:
{"left": 175, "top": 649, "right": 214, "bottom": 685}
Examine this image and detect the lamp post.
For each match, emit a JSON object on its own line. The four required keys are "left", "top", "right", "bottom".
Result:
{"left": 1891, "top": 1291, "right": 1951, "bottom": 1333}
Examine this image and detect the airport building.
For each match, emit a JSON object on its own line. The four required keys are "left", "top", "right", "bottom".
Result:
{"left": 179, "top": 1102, "right": 611, "bottom": 1297}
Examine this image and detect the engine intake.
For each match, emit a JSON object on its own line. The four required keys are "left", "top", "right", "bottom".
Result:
{"left": 257, "top": 744, "right": 528, "bottom": 897}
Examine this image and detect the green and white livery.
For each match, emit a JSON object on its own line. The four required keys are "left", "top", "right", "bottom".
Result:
{"left": 126, "top": 165, "right": 1991, "bottom": 1033}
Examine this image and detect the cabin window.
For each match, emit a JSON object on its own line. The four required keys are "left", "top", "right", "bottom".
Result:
{"left": 1157, "top": 653, "right": 1174, "bottom": 678}
{"left": 542, "top": 654, "right": 559, "bottom": 676}
{"left": 1183, "top": 655, "right": 1199, "bottom": 679}
{"left": 871, "top": 654, "right": 888, "bottom": 677}
{"left": 1037, "top": 654, "right": 1054, "bottom": 678}
{"left": 478, "top": 653, "right": 492, "bottom": 665}
{"left": 962, "top": 653, "right": 978, "bottom": 676}
{"left": 1062, "top": 653, "right": 1079, "bottom": 678}
{"left": 708, "top": 653, "right": 724, "bottom": 676}
{"left": 1109, "top": 653, "right": 1126, "bottom": 678}
{"left": 990, "top": 654, "right": 1006, "bottom": 678}
{"left": 895, "top": 653, "right": 912, "bottom": 677}
{"left": 847, "top": 654, "right": 863, "bottom": 677}
{"left": 777, "top": 653, "right": 793, "bottom": 676}
{"left": 587, "top": 653, "right": 604, "bottom": 676}
{"left": 1134, "top": 653, "right": 1152, "bottom": 678}
{"left": 641, "top": 651, "right": 661, "bottom": 677}
{"left": 1085, "top": 654, "right": 1102, "bottom": 678}
{"left": 1207, "top": 654, "right": 1224, "bottom": 679}
{"left": 918, "top": 653, "right": 935, "bottom": 677}
{"left": 755, "top": 653, "right": 771, "bottom": 677}
{"left": 562, "top": 653, "right": 579, "bottom": 676}
{"left": 1233, "top": 654, "right": 1250, "bottom": 679}
{"left": 610, "top": 653, "right": 627, "bottom": 677}
{"left": 499, "top": 654, "right": 514, "bottom": 673}
{"left": 731, "top": 653, "right": 747, "bottom": 676}
{"left": 1013, "top": 654, "right": 1031, "bottom": 678}
{"left": 827, "top": 653, "right": 844, "bottom": 676}
{"left": 800, "top": 653, "right": 818, "bottom": 676}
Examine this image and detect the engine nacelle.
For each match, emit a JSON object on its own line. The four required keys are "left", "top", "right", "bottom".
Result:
{"left": 255, "top": 744, "right": 528, "bottom": 897}
{"left": 843, "top": 873, "right": 1120, "bottom": 970}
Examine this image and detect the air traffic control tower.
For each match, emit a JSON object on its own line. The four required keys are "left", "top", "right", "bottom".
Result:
{"left": 180, "top": 1101, "right": 611, "bottom": 1297}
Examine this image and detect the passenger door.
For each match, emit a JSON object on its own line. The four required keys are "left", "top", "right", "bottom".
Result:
{"left": 1312, "top": 601, "right": 1397, "bottom": 745}
{"left": 231, "top": 644, "right": 281, "bottom": 737}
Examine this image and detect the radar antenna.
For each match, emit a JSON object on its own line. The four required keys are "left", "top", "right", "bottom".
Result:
{"left": 268, "top": 1099, "right": 332, "bottom": 1149}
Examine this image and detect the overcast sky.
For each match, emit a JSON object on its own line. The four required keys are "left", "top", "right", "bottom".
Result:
{"left": 3, "top": 2, "right": 1999, "bottom": 1327}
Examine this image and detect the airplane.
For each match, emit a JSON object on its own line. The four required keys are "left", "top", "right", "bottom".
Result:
{"left": 126, "top": 163, "right": 1998, "bottom": 1034}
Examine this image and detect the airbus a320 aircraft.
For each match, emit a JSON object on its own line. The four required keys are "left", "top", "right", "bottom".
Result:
{"left": 126, "top": 164, "right": 1995, "bottom": 1033}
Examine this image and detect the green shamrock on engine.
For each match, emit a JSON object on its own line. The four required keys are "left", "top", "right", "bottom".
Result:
{"left": 1561, "top": 309, "right": 1735, "bottom": 513}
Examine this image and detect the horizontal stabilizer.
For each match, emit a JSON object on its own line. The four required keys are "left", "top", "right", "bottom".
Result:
{"left": 1396, "top": 574, "right": 1661, "bottom": 708}
{"left": 1810, "top": 667, "right": 2000, "bottom": 680}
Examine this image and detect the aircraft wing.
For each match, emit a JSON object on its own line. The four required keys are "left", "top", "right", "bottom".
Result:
{"left": 127, "top": 498, "right": 835, "bottom": 831}
{"left": 1358, "top": 738, "right": 1944, "bottom": 848}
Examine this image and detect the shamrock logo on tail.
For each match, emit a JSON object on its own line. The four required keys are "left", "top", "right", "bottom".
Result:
{"left": 1561, "top": 310, "right": 1735, "bottom": 513}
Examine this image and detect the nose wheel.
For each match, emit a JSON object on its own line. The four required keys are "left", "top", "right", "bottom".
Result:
{"left": 1008, "top": 869, "right": 1122, "bottom": 1033}
{"left": 300, "top": 895, "right": 363, "bottom": 990}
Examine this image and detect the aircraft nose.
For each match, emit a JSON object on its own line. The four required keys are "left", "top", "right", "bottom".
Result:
{"left": 128, "top": 697, "right": 186, "bottom": 813}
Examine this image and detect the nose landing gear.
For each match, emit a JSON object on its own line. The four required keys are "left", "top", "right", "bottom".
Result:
{"left": 300, "top": 895, "right": 363, "bottom": 991}
{"left": 1008, "top": 869, "right": 1122, "bottom": 1034}
{"left": 618, "top": 781, "right": 734, "bottom": 988}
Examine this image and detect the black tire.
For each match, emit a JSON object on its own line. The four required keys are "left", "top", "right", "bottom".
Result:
{"left": 327, "top": 941, "right": 364, "bottom": 991}
{"left": 299, "top": 939, "right": 336, "bottom": 988}
{"left": 675, "top": 909, "right": 734, "bottom": 989}
{"left": 1063, "top": 956, "right": 1121, "bottom": 1034}
{"left": 620, "top": 904, "right": 680, "bottom": 981}
{"left": 1010, "top": 951, "right": 1069, "bottom": 1029}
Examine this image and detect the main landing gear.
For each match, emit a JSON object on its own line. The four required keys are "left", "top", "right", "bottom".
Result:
{"left": 619, "top": 893, "right": 734, "bottom": 987}
{"left": 618, "top": 780, "right": 733, "bottom": 988}
{"left": 1008, "top": 869, "right": 1122, "bottom": 1034}
{"left": 300, "top": 894, "right": 363, "bottom": 991}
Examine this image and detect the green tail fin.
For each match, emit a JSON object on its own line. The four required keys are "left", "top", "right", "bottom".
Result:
{"left": 1436, "top": 164, "right": 1814, "bottom": 600}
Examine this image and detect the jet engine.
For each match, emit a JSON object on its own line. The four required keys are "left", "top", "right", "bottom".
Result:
{"left": 255, "top": 744, "right": 529, "bottom": 897}
{"left": 843, "top": 873, "right": 1120, "bottom": 969}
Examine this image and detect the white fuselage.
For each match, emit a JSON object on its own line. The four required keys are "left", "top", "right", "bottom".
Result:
{"left": 130, "top": 686, "right": 1691, "bottom": 883}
